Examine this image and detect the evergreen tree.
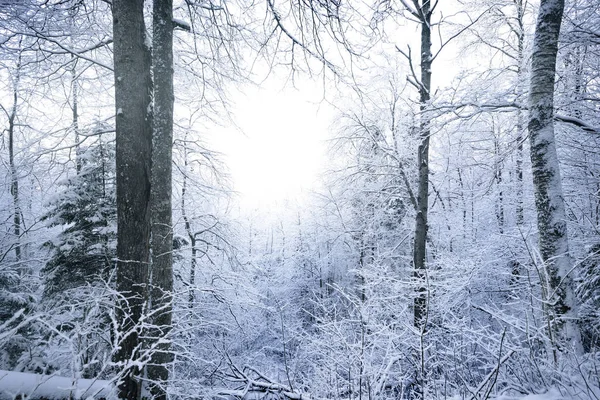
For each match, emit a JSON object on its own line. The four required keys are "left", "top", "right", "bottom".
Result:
{"left": 42, "top": 136, "right": 116, "bottom": 298}
{"left": 578, "top": 244, "right": 600, "bottom": 352}
{"left": 0, "top": 261, "right": 37, "bottom": 370}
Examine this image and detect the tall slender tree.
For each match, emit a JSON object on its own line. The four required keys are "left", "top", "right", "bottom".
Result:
{"left": 528, "top": 0, "right": 580, "bottom": 352}
{"left": 148, "top": 0, "right": 174, "bottom": 398}
{"left": 111, "top": 0, "right": 153, "bottom": 397}
{"left": 391, "top": 3, "right": 435, "bottom": 397}
{"left": 7, "top": 46, "right": 23, "bottom": 264}
{"left": 407, "top": 0, "right": 433, "bottom": 333}
{"left": 514, "top": 0, "right": 527, "bottom": 226}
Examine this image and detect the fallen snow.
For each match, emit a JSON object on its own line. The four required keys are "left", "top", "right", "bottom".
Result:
{"left": 0, "top": 370, "right": 114, "bottom": 399}
{"left": 495, "top": 389, "right": 564, "bottom": 400}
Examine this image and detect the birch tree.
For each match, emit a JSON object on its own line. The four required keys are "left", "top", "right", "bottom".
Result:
{"left": 528, "top": 0, "right": 580, "bottom": 352}
{"left": 5, "top": 47, "right": 23, "bottom": 265}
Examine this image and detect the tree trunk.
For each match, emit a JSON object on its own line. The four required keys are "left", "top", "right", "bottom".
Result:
{"left": 515, "top": 0, "right": 525, "bottom": 226}
{"left": 494, "top": 128, "right": 505, "bottom": 234}
{"left": 112, "top": 0, "right": 153, "bottom": 398}
{"left": 71, "top": 56, "right": 82, "bottom": 174}
{"left": 410, "top": 3, "right": 433, "bottom": 397}
{"left": 8, "top": 50, "right": 22, "bottom": 264}
{"left": 528, "top": 0, "right": 580, "bottom": 352}
{"left": 181, "top": 139, "right": 197, "bottom": 307}
{"left": 412, "top": 0, "right": 432, "bottom": 332}
{"left": 148, "top": 0, "right": 174, "bottom": 398}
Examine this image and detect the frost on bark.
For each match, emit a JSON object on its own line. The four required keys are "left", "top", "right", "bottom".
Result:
{"left": 70, "top": 56, "right": 82, "bottom": 174}
{"left": 494, "top": 131, "right": 505, "bottom": 234}
{"left": 180, "top": 138, "right": 197, "bottom": 308}
{"left": 148, "top": 0, "right": 174, "bottom": 398}
{"left": 8, "top": 50, "right": 22, "bottom": 264}
{"left": 515, "top": 0, "right": 526, "bottom": 226}
{"left": 112, "top": 0, "right": 153, "bottom": 398}
{"left": 528, "top": 0, "right": 580, "bottom": 350}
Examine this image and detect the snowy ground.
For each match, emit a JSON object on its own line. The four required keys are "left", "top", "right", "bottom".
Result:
{"left": 0, "top": 370, "right": 114, "bottom": 399}
{"left": 0, "top": 369, "right": 582, "bottom": 400}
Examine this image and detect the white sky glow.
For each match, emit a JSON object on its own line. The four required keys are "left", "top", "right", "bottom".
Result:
{"left": 213, "top": 79, "right": 333, "bottom": 208}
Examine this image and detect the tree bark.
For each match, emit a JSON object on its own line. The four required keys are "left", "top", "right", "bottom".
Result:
{"left": 148, "top": 0, "right": 175, "bottom": 397}
{"left": 112, "top": 0, "right": 153, "bottom": 398}
{"left": 8, "top": 50, "right": 22, "bottom": 264}
{"left": 515, "top": 0, "right": 525, "bottom": 226}
{"left": 412, "top": 0, "right": 432, "bottom": 332}
{"left": 494, "top": 129, "right": 505, "bottom": 234}
{"left": 528, "top": 0, "right": 580, "bottom": 352}
{"left": 181, "top": 140, "right": 197, "bottom": 307}
{"left": 410, "top": 3, "right": 433, "bottom": 397}
{"left": 71, "top": 56, "right": 82, "bottom": 174}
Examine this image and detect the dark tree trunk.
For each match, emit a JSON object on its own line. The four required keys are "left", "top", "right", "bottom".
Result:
{"left": 410, "top": 3, "right": 433, "bottom": 397}
{"left": 112, "top": 0, "right": 153, "bottom": 398}
{"left": 412, "top": 0, "right": 432, "bottom": 332}
{"left": 528, "top": 0, "right": 580, "bottom": 352}
{"left": 148, "top": 0, "right": 175, "bottom": 397}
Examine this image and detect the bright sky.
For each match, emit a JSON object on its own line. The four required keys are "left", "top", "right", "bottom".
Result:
{"left": 212, "top": 77, "right": 334, "bottom": 208}
{"left": 207, "top": 1, "right": 467, "bottom": 210}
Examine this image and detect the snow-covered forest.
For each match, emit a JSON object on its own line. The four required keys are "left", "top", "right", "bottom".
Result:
{"left": 0, "top": 0, "right": 599, "bottom": 399}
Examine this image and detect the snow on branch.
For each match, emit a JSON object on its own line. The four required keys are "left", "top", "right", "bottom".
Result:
{"left": 215, "top": 362, "right": 318, "bottom": 400}
{"left": 430, "top": 102, "right": 600, "bottom": 135}
{"left": 173, "top": 18, "right": 191, "bottom": 32}
{"left": 555, "top": 113, "right": 600, "bottom": 134}
{"left": 12, "top": 26, "right": 113, "bottom": 71}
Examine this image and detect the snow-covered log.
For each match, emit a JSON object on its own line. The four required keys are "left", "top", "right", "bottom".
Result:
{"left": 0, "top": 370, "right": 114, "bottom": 400}
{"left": 215, "top": 364, "right": 316, "bottom": 400}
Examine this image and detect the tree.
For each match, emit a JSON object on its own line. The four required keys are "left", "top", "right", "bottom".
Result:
{"left": 0, "top": 0, "right": 116, "bottom": 375}
{"left": 147, "top": 0, "right": 174, "bottom": 398}
{"left": 42, "top": 137, "right": 116, "bottom": 298}
{"left": 112, "top": 0, "right": 179, "bottom": 397}
{"left": 5, "top": 45, "right": 23, "bottom": 264}
{"left": 391, "top": 2, "right": 437, "bottom": 397}
{"left": 0, "top": 42, "right": 29, "bottom": 332}
{"left": 111, "top": 0, "right": 153, "bottom": 397}
{"left": 528, "top": 0, "right": 580, "bottom": 352}
{"left": 398, "top": 0, "right": 433, "bottom": 334}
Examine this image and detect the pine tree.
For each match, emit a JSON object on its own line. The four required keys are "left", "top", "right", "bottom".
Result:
{"left": 42, "top": 137, "right": 116, "bottom": 298}
{"left": 578, "top": 244, "right": 600, "bottom": 352}
{"left": 0, "top": 262, "right": 36, "bottom": 370}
